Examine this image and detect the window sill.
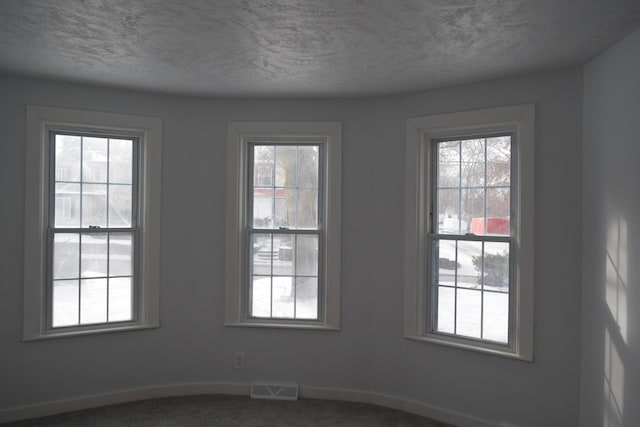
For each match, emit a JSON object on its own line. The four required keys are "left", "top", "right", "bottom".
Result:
{"left": 23, "top": 323, "right": 159, "bottom": 342}
{"left": 224, "top": 320, "right": 339, "bottom": 331}
{"left": 404, "top": 333, "right": 533, "bottom": 362}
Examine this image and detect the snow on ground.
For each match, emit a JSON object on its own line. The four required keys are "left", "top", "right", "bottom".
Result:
{"left": 52, "top": 277, "right": 132, "bottom": 327}
{"left": 434, "top": 240, "right": 509, "bottom": 343}
{"left": 251, "top": 276, "right": 318, "bottom": 319}
{"left": 52, "top": 238, "right": 508, "bottom": 342}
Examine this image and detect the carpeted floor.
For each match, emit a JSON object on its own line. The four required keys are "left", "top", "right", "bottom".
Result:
{"left": 3, "top": 395, "right": 456, "bottom": 426}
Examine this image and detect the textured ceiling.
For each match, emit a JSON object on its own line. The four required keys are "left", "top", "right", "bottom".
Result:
{"left": 1, "top": 0, "right": 639, "bottom": 97}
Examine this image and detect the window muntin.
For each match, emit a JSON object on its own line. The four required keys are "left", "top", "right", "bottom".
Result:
{"left": 430, "top": 134, "right": 514, "bottom": 345}
{"left": 248, "top": 143, "right": 323, "bottom": 320}
{"left": 49, "top": 132, "right": 138, "bottom": 329}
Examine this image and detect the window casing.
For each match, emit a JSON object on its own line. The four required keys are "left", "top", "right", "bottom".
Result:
{"left": 404, "top": 105, "right": 534, "bottom": 360}
{"left": 226, "top": 122, "right": 341, "bottom": 329}
{"left": 24, "top": 106, "right": 162, "bottom": 340}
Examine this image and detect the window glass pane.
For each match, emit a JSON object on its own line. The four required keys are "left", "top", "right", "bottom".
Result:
{"left": 483, "top": 242, "right": 510, "bottom": 292}
{"left": 295, "top": 277, "right": 318, "bottom": 319}
{"left": 109, "top": 139, "right": 133, "bottom": 184}
{"left": 52, "top": 279, "right": 79, "bottom": 327}
{"left": 436, "top": 286, "right": 455, "bottom": 334}
{"left": 272, "top": 276, "right": 295, "bottom": 318}
{"left": 54, "top": 183, "right": 80, "bottom": 227}
{"left": 437, "top": 189, "right": 461, "bottom": 234}
{"left": 109, "top": 233, "right": 132, "bottom": 277}
{"left": 108, "top": 277, "right": 132, "bottom": 322}
{"left": 437, "top": 140, "right": 460, "bottom": 188}
{"left": 458, "top": 240, "right": 482, "bottom": 289}
{"left": 277, "top": 188, "right": 296, "bottom": 228}
{"left": 81, "top": 233, "right": 108, "bottom": 278}
{"left": 297, "top": 188, "right": 318, "bottom": 229}
{"left": 273, "top": 235, "right": 294, "bottom": 276}
{"left": 82, "top": 184, "right": 107, "bottom": 227}
{"left": 251, "top": 276, "right": 271, "bottom": 318}
{"left": 53, "top": 233, "right": 79, "bottom": 280}
{"left": 275, "top": 146, "right": 297, "bottom": 187}
{"left": 483, "top": 291, "right": 509, "bottom": 343}
{"left": 55, "top": 135, "right": 81, "bottom": 182}
{"left": 456, "top": 289, "right": 481, "bottom": 338}
{"left": 298, "top": 146, "right": 319, "bottom": 187}
{"left": 435, "top": 239, "right": 456, "bottom": 287}
{"left": 460, "top": 138, "right": 485, "bottom": 188}
{"left": 108, "top": 185, "right": 132, "bottom": 227}
{"left": 80, "top": 278, "right": 107, "bottom": 324}
{"left": 254, "top": 146, "right": 274, "bottom": 187}
{"left": 462, "top": 188, "right": 484, "bottom": 234}
{"left": 486, "top": 136, "right": 510, "bottom": 187}
{"left": 251, "top": 233, "right": 272, "bottom": 276}
{"left": 296, "top": 235, "right": 318, "bottom": 276}
{"left": 486, "top": 187, "right": 510, "bottom": 236}
{"left": 253, "top": 188, "right": 274, "bottom": 228}
{"left": 255, "top": 165, "right": 273, "bottom": 187}
{"left": 82, "top": 137, "right": 108, "bottom": 183}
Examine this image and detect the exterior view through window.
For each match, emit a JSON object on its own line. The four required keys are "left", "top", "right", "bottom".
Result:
{"left": 50, "top": 132, "right": 136, "bottom": 328}
{"left": 249, "top": 144, "right": 321, "bottom": 320}
{"left": 431, "top": 134, "right": 513, "bottom": 343}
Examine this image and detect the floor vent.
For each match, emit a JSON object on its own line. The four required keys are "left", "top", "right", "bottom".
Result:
{"left": 250, "top": 382, "right": 299, "bottom": 401}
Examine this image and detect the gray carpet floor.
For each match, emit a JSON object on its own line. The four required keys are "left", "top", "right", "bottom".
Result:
{"left": 3, "top": 395, "right": 456, "bottom": 427}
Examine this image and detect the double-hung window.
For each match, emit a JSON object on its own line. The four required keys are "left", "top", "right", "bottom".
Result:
{"left": 49, "top": 132, "right": 137, "bottom": 328}
{"left": 405, "top": 105, "right": 534, "bottom": 360}
{"left": 24, "top": 106, "right": 162, "bottom": 339}
{"left": 226, "top": 122, "right": 341, "bottom": 329}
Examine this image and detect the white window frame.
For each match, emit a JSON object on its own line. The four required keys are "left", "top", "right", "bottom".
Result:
{"left": 24, "top": 105, "right": 162, "bottom": 340}
{"left": 404, "top": 104, "right": 534, "bottom": 360}
{"left": 226, "top": 121, "right": 341, "bottom": 330}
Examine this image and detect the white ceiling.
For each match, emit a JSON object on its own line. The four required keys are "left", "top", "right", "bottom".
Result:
{"left": 1, "top": 0, "right": 639, "bottom": 97}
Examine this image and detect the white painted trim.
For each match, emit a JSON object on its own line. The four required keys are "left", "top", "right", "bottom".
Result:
{"left": 0, "top": 383, "right": 496, "bottom": 426}
{"left": 0, "top": 383, "right": 249, "bottom": 424}
{"left": 404, "top": 104, "right": 535, "bottom": 361}
{"left": 225, "top": 121, "right": 342, "bottom": 330}
{"left": 301, "top": 386, "right": 497, "bottom": 427}
{"left": 23, "top": 105, "right": 162, "bottom": 340}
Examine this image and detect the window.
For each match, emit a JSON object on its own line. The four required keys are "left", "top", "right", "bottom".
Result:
{"left": 404, "top": 105, "right": 534, "bottom": 360}
{"left": 226, "top": 122, "right": 341, "bottom": 329}
{"left": 24, "top": 106, "right": 162, "bottom": 340}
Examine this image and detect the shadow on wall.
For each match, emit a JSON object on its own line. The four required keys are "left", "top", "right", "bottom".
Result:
{"left": 603, "top": 214, "right": 627, "bottom": 427}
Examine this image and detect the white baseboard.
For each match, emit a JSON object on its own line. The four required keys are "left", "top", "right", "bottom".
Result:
{"left": 0, "top": 382, "right": 496, "bottom": 426}
{"left": 300, "top": 386, "right": 496, "bottom": 427}
{"left": 0, "top": 382, "right": 249, "bottom": 424}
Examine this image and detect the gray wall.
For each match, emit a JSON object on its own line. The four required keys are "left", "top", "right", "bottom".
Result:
{"left": 0, "top": 68, "right": 583, "bottom": 426}
{"left": 581, "top": 27, "right": 640, "bottom": 427}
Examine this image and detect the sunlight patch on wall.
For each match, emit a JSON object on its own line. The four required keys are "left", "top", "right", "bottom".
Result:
{"left": 603, "top": 328, "right": 624, "bottom": 427}
{"left": 603, "top": 214, "right": 628, "bottom": 427}
{"left": 605, "top": 216, "right": 628, "bottom": 343}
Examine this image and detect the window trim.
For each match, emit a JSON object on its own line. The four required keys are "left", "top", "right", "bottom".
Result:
{"left": 404, "top": 104, "right": 534, "bottom": 361}
{"left": 24, "top": 105, "right": 162, "bottom": 340}
{"left": 225, "top": 121, "right": 341, "bottom": 330}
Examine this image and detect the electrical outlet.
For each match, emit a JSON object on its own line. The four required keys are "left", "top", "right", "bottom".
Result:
{"left": 234, "top": 351, "right": 245, "bottom": 369}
